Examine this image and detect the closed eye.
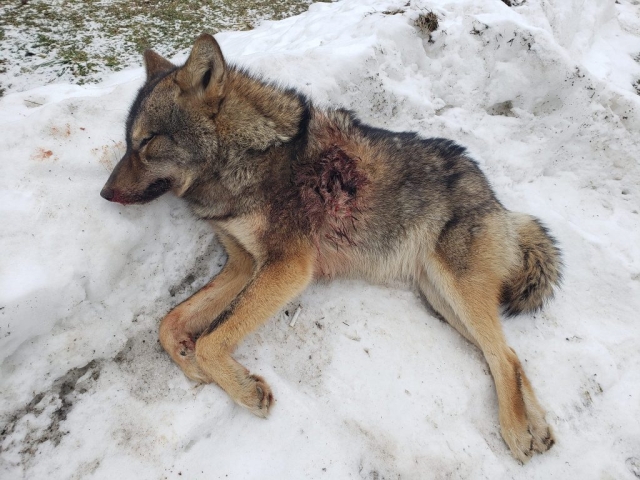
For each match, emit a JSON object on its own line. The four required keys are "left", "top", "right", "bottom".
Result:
{"left": 140, "top": 134, "right": 156, "bottom": 149}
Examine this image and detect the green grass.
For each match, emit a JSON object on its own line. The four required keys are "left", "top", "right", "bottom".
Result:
{"left": 0, "top": 0, "right": 325, "bottom": 95}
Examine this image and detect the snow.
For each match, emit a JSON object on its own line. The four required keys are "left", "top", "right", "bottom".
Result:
{"left": 1, "top": 0, "right": 640, "bottom": 478}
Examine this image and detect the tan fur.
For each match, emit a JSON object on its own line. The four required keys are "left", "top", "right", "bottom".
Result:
{"left": 502, "top": 213, "right": 562, "bottom": 316}
{"left": 194, "top": 239, "right": 314, "bottom": 416}
{"left": 159, "top": 231, "right": 254, "bottom": 383}
{"left": 214, "top": 214, "right": 268, "bottom": 264}
{"left": 419, "top": 214, "right": 554, "bottom": 462}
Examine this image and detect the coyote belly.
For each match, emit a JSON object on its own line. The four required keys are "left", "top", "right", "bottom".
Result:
{"left": 100, "top": 33, "right": 561, "bottom": 463}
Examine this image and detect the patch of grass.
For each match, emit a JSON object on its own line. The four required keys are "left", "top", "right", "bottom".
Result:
{"left": 0, "top": 58, "right": 5, "bottom": 97}
{"left": 415, "top": 11, "right": 438, "bottom": 34}
{"left": 0, "top": 0, "right": 320, "bottom": 94}
{"left": 415, "top": 11, "right": 439, "bottom": 43}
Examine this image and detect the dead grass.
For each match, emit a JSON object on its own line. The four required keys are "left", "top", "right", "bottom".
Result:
{"left": 415, "top": 11, "right": 438, "bottom": 42}
{"left": 416, "top": 11, "right": 438, "bottom": 34}
{"left": 0, "top": 0, "right": 329, "bottom": 96}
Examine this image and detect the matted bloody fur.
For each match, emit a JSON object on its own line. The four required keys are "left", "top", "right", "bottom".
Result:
{"left": 296, "top": 145, "right": 368, "bottom": 246}
{"left": 100, "top": 34, "right": 561, "bottom": 463}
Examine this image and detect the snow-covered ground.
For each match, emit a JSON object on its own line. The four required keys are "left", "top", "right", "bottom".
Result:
{"left": 1, "top": 0, "right": 640, "bottom": 478}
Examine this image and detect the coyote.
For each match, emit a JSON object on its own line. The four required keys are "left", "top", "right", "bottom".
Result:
{"left": 100, "top": 34, "right": 561, "bottom": 462}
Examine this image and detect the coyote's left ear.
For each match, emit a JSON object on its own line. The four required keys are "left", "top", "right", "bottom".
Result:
{"left": 176, "top": 33, "right": 227, "bottom": 110}
{"left": 143, "top": 50, "right": 175, "bottom": 80}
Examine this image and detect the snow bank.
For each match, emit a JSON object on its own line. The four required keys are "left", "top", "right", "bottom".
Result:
{"left": 1, "top": 0, "right": 639, "bottom": 478}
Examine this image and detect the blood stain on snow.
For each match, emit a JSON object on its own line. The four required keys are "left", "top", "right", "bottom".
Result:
{"left": 31, "top": 148, "right": 56, "bottom": 161}
{"left": 50, "top": 123, "right": 72, "bottom": 138}
{"left": 93, "top": 141, "right": 125, "bottom": 171}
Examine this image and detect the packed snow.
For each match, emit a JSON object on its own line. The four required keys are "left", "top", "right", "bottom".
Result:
{"left": 1, "top": 0, "right": 640, "bottom": 478}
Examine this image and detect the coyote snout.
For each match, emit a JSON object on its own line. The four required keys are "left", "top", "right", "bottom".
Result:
{"left": 101, "top": 33, "right": 562, "bottom": 463}
{"left": 100, "top": 151, "right": 173, "bottom": 205}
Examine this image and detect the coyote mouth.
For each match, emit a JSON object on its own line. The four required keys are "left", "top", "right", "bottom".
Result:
{"left": 101, "top": 178, "right": 172, "bottom": 205}
{"left": 136, "top": 178, "right": 173, "bottom": 203}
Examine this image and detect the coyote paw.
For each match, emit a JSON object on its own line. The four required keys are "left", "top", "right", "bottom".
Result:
{"left": 501, "top": 405, "right": 555, "bottom": 463}
{"left": 237, "top": 374, "right": 273, "bottom": 418}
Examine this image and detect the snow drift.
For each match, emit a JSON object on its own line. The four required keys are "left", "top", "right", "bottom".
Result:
{"left": 1, "top": 0, "right": 640, "bottom": 478}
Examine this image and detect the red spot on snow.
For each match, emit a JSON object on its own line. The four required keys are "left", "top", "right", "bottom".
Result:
{"left": 31, "top": 148, "right": 55, "bottom": 161}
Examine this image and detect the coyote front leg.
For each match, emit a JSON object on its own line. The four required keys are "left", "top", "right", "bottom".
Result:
{"left": 195, "top": 245, "right": 314, "bottom": 417}
{"left": 159, "top": 232, "right": 254, "bottom": 383}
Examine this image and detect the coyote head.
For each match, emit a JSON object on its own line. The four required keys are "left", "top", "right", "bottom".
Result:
{"left": 101, "top": 33, "right": 307, "bottom": 207}
{"left": 100, "top": 34, "right": 229, "bottom": 204}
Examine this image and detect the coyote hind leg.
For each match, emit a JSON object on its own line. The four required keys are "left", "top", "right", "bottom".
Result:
{"left": 419, "top": 261, "right": 554, "bottom": 463}
{"left": 159, "top": 232, "right": 254, "bottom": 383}
{"left": 419, "top": 273, "right": 477, "bottom": 347}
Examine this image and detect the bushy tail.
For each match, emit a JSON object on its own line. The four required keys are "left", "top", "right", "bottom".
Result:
{"left": 501, "top": 214, "right": 562, "bottom": 317}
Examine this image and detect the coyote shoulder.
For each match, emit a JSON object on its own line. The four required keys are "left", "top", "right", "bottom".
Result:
{"left": 101, "top": 34, "right": 561, "bottom": 463}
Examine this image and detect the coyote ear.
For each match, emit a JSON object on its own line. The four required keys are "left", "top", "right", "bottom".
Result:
{"left": 143, "top": 50, "right": 174, "bottom": 80}
{"left": 176, "top": 33, "right": 227, "bottom": 109}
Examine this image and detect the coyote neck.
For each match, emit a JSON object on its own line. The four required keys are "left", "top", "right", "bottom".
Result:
{"left": 183, "top": 76, "right": 373, "bottom": 242}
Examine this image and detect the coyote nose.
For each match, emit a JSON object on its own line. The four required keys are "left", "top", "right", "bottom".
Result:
{"left": 100, "top": 187, "right": 115, "bottom": 201}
